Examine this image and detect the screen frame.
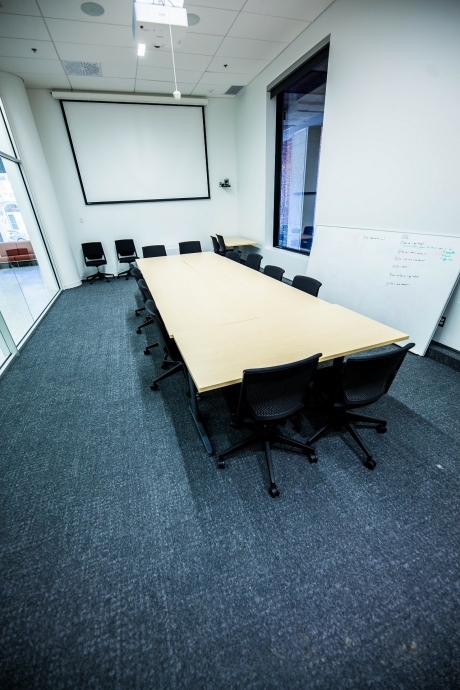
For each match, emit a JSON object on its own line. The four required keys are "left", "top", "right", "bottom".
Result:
{"left": 60, "top": 99, "right": 211, "bottom": 206}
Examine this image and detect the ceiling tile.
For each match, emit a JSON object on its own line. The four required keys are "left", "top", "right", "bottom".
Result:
{"left": 0, "top": 14, "right": 49, "bottom": 40}
{"left": 191, "top": 81, "right": 236, "bottom": 96}
{"left": 228, "top": 12, "right": 309, "bottom": 43}
{"left": 184, "top": 5, "right": 238, "bottom": 36}
{"left": 37, "top": 0, "right": 132, "bottom": 26}
{"left": 18, "top": 72, "right": 70, "bottom": 88}
{"left": 136, "top": 65, "right": 204, "bottom": 84}
{"left": 216, "top": 36, "right": 287, "bottom": 61}
{"left": 185, "top": 0, "right": 245, "bottom": 9}
{"left": 45, "top": 18, "right": 134, "bottom": 47}
{"left": 134, "top": 80, "right": 194, "bottom": 96}
{"left": 206, "top": 55, "right": 269, "bottom": 74}
{"left": 242, "top": 0, "right": 335, "bottom": 22}
{"left": 0, "top": 37, "right": 58, "bottom": 59}
{"left": 101, "top": 62, "right": 137, "bottom": 79}
{"left": 200, "top": 71, "right": 250, "bottom": 85}
{"left": 141, "top": 50, "right": 212, "bottom": 72}
{"left": 0, "top": 0, "right": 40, "bottom": 16}
{"left": 67, "top": 75, "right": 135, "bottom": 91}
{"left": 54, "top": 43, "right": 137, "bottom": 65}
{"left": 174, "top": 33, "right": 223, "bottom": 56}
{"left": 0, "top": 56, "right": 64, "bottom": 74}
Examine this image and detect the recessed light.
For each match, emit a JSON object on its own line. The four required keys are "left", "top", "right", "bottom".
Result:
{"left": 187, "top": 13, "right": 200, "bottom": 26}
{"left": 81, "top": 2, "right": 104, "bottom": 17}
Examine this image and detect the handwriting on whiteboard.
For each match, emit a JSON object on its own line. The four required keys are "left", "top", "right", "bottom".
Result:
{"left": 383, "top": 238, "right": 456, "bottom": 287}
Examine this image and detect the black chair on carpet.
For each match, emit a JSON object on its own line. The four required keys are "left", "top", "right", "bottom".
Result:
{"left": 211, "top": 236, "right": 224, "bottom": 255}
{"left": 142, "top": 244, "right": 167, "bottom": 258}
{"left": 218, "top": 354, "right": 321, "bottom": 497}
{"left": 264, "top": 264, "right": 285, "bottom": 281}
{"left": 136, "top": 279, "right": 154, "bottom": 334}
{"left": 131, "top": 266, "right": 146, "bottom": 315}
{"left": 81, "top": 242, "right": 114, "bottom": 283}
{"left": 144, "top": 300, "right": 189, "bottom": 392}
{"left": 226, "top": 250, "right": 241, "bottom": 263}
{"left": 246, "top": 253, "right": 262, "bottom": 271}
{"left": 179, "top": 241, "right": 202, "bottom": 255}
{"left": 292, "top": 275, "right": 322, "bottom": 297}
{"left": 216, "top": 234, "right": 227, "bottom": 255}
{"left": 115, "top": 239, "right": 139, "bottom": 279}
{"left": 308, "top": 343, "right": 415, "bottom": 469}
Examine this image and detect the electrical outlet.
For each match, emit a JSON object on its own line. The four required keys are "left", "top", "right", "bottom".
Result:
{"left": 439, "top": 316, "right": 446, "bottom": 327}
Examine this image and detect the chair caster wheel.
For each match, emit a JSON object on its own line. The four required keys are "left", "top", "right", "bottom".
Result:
{"left": 136, "top": 329, "right": 142, "bottom": 334}
{"left": 308, "top": 453, "right": 318, "bottom": 464}
{"left": 161, "top": 364, "right": 169, "bottom": 370}
{"left": 269, "top": 485, "right": 280, "bottom": 498}
{"left": 363, "top": 457, "right": 376, "bottom": 470}
{"left": 150, "top": 384, "right": 159, "bottom": 391}
{"left": 217, "top": 459, "right": 225, "bottom": 469}
{"left": 144, "top": 349, "right": 150, "bottom": 355}
{"left": 376, "top": 425, "right": 387, "bottom": 434}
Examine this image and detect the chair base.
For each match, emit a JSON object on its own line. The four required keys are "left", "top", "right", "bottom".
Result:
{"left": 307, "top": 411, "right": 387, "bottom": 469}
{"left": 218, "top": 426, "right": 317, "bottom": 497}
{"left": 85, "top": 267, "right": 115, "bottom": 284}
{"left": 136, "top": 316, "right": 153, "bottom": 334}
{"left": 117, "top": 263, "right": 135, "bottom": 280}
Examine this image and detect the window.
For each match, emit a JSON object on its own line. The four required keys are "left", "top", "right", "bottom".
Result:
{"left": 272, "top": 46, "right": 329, "bottom": 254}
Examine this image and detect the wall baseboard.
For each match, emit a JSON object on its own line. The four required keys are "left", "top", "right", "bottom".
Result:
{"left": 426, "top": 341, "right": 460, "bottom": 372}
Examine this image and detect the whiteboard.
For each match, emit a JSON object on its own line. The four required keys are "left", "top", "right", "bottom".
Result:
{"left": 61, "top": 101, "right": 210, "bottom": 204}
{"left": 306, "top": 226, "right": 460, "bottom": 355}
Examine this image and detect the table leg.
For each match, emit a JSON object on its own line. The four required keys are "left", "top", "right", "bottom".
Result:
{"left": 332, "top": 356, "right": 344, "bottom": 374}
{"left": 187, "top": 371, "right": 214, "bottom": 456}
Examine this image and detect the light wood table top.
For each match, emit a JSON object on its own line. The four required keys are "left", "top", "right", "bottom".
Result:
{"left": 223, "top": 236, "right": 258, "bottom": 247}
{"left": 138, "top": 252, "right": 409, "bottom": 393}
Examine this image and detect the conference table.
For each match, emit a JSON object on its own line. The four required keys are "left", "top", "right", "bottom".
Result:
{"left": 223, "top": 236, "right": 258, "bottom": 248}
{"left": 137, "top": 252, "right": 409, "bottom": 455}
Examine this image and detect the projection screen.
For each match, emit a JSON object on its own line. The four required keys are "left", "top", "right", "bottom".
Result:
{"left": 61, "top": 101, "right": 210, "bottom": 204}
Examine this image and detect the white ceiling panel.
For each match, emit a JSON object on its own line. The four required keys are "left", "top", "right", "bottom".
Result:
{"left": 37, "top": 0, "right": 131, "bottom": 26}
{"left": 206, "top": 55, "right": 269, "bottom": 74}
{"left": 242, "top": 0, "right": 335, "bottom": 22}
{"left": 216, "top": 36, "right": 287, "bottom": 61}
{"left": 67, "top": 76, "right": 135, "bottom": 91}
{"left": 18, "top": 72, "right": 70, "bottom": 88}
{"left": 141, "top": 51, "right": 212, "bottom": 72}
{"left": 0, "top": 0, "right": 40, "bottom": 16}
{"left": 0, "top": 14, "right": 50, "bottom": 40}
{"left": 101, "top": 62, "right": 137, "bottom": 79}
{"left": 134, "top": 80, "right": 194, "bottom": 95}
{"left": 136, "top": 65, "right": 204, "bottom": 84}
{"left": 0, "top": 56, "right": 65, "bottom": 74}
{"left": 0, "top": 37, "right": 58, "bottom": 60}
{"left": 191, "top": 82, "right": 234, "bottom": 96}
{"left": 184, "top": 5, "right": 238, "bottom": 36}
{"left": 45, "top": 19, "right": 134, "bottom": 47}
{"left": 174, "top": 33, "right": 224, "bottom": 55}
{"left": 185, "top": 0, "right": 245, "bottom": 9}
{"left": 55, "top": 43, "right": 137, "bottom": 65}
{"left": 200, "top": 71, "right": 250, "bottom": 85}
{"left": 228, "top": 13, "right": 308, "bottom": 43}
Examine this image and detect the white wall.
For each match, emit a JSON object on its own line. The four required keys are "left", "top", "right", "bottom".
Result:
{"left": 235, "top": 0, "right": 460, "bottom": 351}
{"left": 27, "top": 90, "right": 238, "bottom": 278}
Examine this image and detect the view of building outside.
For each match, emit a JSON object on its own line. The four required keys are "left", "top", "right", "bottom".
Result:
{"left": 0, "top": 157, "right": 29, "bottom": 243}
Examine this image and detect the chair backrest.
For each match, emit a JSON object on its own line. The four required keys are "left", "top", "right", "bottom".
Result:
{"left": 292, "top": 275, "right": 322, "bottom": 297}
{"left": 340, "top": 343, "right": 415, "bottom": 407}
{"left": 226, "top": 250, "right": 241, "bottom": 263}
{"left": 246, "top": 253, "right": 262, "bottom": 271}
{"left": 115, "top": 239, "right": 137, "bottom": 257}
{"left": 236, "top": 354, "right": 321, "bottom": 423}
{"left": 142, "top": 244, "right": 167, "bottom": 258}
{"left": 149, "top": 309, "right": 183, "bottom": 363}
{"left": 137, "top": 278, "right": 152, "bottom": 302}
{"left": 216, "top": 234, "right": 227, "bottom": 253}
{"left": 144, "top": 298, "right": 158, "bottom": 318}
{"left": 82, "top": 242, "right": 104, "bottom": 261}
{"left": 130, "top": 266, "right": 143, "bottom": 281}
{"left": 264, "top": 265, "right": 285, "bottom": 281}
{"left": 179, "top": 241, "right": 202, "bottom": 255}
{"left": 210, "top": 236, "right": 221, "bottom": 254}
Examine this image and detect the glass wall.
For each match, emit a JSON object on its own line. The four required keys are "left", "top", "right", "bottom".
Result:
{"left": 0, "top": 100, "right": 59, "bottom": 367}
{"left": 273, "top": 46, "right": 329, "bottom": 254}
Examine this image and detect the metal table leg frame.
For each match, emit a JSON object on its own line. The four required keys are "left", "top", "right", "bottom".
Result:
{"left": 187, "top": 371, "right": 214, "bottom": 455}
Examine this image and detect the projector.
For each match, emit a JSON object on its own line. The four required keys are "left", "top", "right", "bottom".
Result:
{"left": 133, "top": 1, "right": 188, "bottom": 50}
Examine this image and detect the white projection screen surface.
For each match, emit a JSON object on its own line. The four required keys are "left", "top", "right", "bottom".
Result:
{"left": 61, "top": 101, "right": 210, "bottom": 204}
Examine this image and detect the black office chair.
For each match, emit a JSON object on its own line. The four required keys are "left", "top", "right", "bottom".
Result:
{"left": 308, "top": 343, "right": 415, "bottom": 469}
{"left": 246, "top": 253, "right": 262, "bottom": 271}
{"left": 211, "top": 236, "right": 224, "bottom": 255}
{"left": 216, "top": 234, "right": 227, "bottom": 255}
{"left": 131, "top": 266, "right": 146, "bottom": 315}
{"left": 218, "top": 354, "right": 321, "bottom": 497}
{"left": 264, "top": 265, "right": 285, "bottom": 281}
{"left": 292, "top": 275, "right": 322, "bottom": 297}
{"left": 142, "top": 245, "right": 167, "bottom": 258}
{"left": 144, "top": 300, "right": 189, "bottom": 392}
{"left": 226, "top": 250, "right": 241, "bottom": 263}
{"left": 136, "top": 278, "right": 154, "bottom": 334}
{"left": 81, "top": 242, "right": 114, "bottom": 283}
{"left": 115, "top": 239, "right": 138, "bottom": 279}
{"left": 179, "top": 241, "right": 202, "bottom": 255}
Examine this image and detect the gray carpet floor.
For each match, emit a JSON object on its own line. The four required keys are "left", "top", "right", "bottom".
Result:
{"left": 0, "top": 279, "right": 459, "bottom": 690}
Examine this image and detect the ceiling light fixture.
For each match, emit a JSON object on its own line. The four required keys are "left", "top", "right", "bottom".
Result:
{"left": 81, "top": 2, "right": 105, "bottom": 17}
{"left": 137, "top": 43, "right": 146, "bottom": 56}
{"left": 187, "top": 13, "right": 200, "bottom": 26}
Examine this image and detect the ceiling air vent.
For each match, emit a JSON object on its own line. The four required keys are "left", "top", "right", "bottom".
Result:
{"left": 62, "top": 61, "right": 102, "bottom": 77}
{"left": 225, "top": 86, "right": 245, "bottom": 96}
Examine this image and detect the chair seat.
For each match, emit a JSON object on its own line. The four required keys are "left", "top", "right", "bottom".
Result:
{"left": 118, "top": 255, "right": 137, "bottom": 264}
{"left": 86, "top": 259, "right": 106, "bottom": 267}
